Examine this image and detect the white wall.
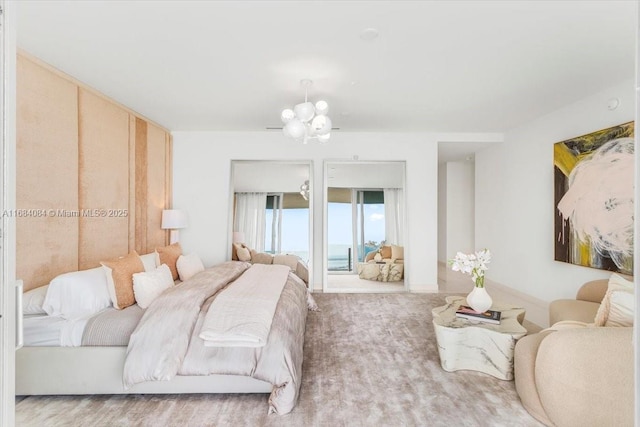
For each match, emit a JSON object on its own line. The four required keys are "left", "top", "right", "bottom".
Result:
{"left": 437, "top": 164, "right": 447, "bottom": 263}
{"left": 437, "top": 161, "right": 475, "bottom": 263}
{"left": 173, "top": 131, "right": 495, "bottom": 292}
{"left": 475, "top": 79, "right": 635, "bottom": 303}
{"left": 445, "top": 161, "right": 475, "bottom": 259}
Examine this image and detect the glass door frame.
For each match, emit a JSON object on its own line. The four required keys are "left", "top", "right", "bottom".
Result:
{"left": 228, "top": 159, "right": 313, "bottom": 283}
{"left": 323, "top": 160, "right": 407, "bottom": 293}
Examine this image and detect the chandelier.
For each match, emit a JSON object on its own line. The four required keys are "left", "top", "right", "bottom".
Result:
{"left": 281, "top": 79, "right": 331, "bottom": 144}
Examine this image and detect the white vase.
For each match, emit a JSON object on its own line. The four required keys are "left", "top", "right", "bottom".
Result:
{"left": 466, "top": 286, "right": 493, "bottom": 313}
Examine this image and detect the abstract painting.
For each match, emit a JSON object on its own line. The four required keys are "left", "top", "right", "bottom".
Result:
{"left": 554, "top": 122, "right": 634, "bottom": 274}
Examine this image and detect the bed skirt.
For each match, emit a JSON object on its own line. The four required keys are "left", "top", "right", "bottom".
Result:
{"left": 15, "top": 346, "right": 272, "bottom": 395}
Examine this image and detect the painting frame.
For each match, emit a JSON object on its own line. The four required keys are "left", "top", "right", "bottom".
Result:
{"left": 553, "top": 121, "right": 634, "bottom": 274}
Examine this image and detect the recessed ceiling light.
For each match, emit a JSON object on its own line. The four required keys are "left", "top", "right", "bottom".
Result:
{"left": 360, "top": 28, "right": 379, "bottom": 41}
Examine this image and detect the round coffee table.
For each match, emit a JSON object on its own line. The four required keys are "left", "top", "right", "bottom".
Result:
{"left": 432, "top": 295, "right": 527, "bottom": 380}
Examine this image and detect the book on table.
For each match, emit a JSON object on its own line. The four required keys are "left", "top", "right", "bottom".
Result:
{"left": 455, "top": 305, "right": 501, "bottom": 324}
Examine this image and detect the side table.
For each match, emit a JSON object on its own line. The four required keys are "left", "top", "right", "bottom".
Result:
{"left": 432, "top": 295, "right": 527, "bottom": 380}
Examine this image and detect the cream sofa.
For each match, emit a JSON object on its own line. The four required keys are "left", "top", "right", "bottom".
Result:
{"left": 514, "top": 279, "right": 634, "bottom": 427}
{"left": 361, "top": 245, "right": 404, "bottom": 281}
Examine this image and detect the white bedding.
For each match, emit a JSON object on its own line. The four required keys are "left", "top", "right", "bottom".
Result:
{"left": 23, "top": 314, "right": 91, "bottom": 347}
{"left": 199, "top": 263, "right": 290, "bottom": 347}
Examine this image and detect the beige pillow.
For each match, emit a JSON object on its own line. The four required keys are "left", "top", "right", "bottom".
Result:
{"left": 232, "top": 242, "right": 250, "bottom": 261}
{"left": 156, "top": 242, "right": 182, "bottom": 280}
{"left": 236, "top": 246, "right": 251, "bottom": 262}
{"left": 101, "top": 251, "right": 145, "bottom": 310}
{"left": 250, "top": 249, "right": 273, "bottom": 265}
{"left": 594, "top": 273, "right": 634, "bottom": 326}
{"left": 391, "top": 245, "right": 404, "bottom": 260}
{"left": 176, "top": 253, "right": 205, "bottom": 281}
{"left": 379, "top": 246, "right": 392, "bottom": 259}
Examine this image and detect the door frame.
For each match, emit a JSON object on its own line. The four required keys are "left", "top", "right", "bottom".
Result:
{"left": 0, "top": 1, "right": 17, "bottom": 426}
{"left": 323, "top": 160, "right": 407, "bottom": 293}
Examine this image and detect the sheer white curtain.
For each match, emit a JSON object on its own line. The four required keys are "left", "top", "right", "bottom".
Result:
{"left": 234, "top": 192, "right": 268, "bottom": 251}
{"left": 384, "top": 188, "right": 404, "bottom": 246}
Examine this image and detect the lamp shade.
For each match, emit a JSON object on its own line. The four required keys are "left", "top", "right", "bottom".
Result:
{"left": 294, "top": 102, "right": 315, "bottom": 122}
{"left": 315, "top": 100, "right": 329, "bottom": 115}
{"left": 161, "top": 209, "right": 189, "bottom": 230}
{"left": 281, "top": 108, "right": 295, "bottom": 124}
{"left": 284, "top": 118, "right": 306, "bottom": 139}
{"left": 311, "top": 115, "right": 331, "bottom": 135}
{"left": 232, "top": 231, "right": 246, "bottom": 243}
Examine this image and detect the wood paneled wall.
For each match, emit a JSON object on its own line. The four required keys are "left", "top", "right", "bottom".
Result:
{"left": 17, "top": 53, "right": 172, "bottom": 291}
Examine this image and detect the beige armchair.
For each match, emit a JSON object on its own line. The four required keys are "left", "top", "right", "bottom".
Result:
{"left": 514, "top": 279, "right": 634, "bottom": 427}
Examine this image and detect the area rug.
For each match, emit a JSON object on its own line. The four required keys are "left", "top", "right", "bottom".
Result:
{"left": 16, "top": 293, "right": 543, "bottom": 426}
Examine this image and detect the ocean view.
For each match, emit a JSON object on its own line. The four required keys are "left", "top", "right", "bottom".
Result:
{"left": 280, "top": 244, "right": 378, "bottom": 271}
{"left": 328, "top": 244, "right": 377, "bottom": 271}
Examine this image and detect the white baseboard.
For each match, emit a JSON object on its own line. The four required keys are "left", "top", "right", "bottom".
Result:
{"left": 484, "top": 278, "right": 549, "bottom": 328}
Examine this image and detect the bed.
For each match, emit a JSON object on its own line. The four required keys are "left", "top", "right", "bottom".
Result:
{"left": 16, "top": 255, "right": 313, "bottom": 415}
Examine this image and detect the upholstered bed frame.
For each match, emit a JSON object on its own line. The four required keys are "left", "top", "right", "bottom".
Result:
{"left": 16, "top": 346, "right": 272, "bottom": 396}
{"left": 16, "top": 54, "right": 276, "bottom": 400}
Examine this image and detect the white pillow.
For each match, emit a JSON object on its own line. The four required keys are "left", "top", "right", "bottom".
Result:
{"left": 139, "top": 252, "right": 159, "bottom": 272}
{"left": 42, "top": 267, "right": 112, "bottom": 319}
{"left": 594, "top": 273, "right": 634, "bottom": 326}
{"left": 177, "top": 253, "right": 205, "bottom": 281}
{"left": 22, "top": 285, "right": 48, "bottom": 315}
{"left": 132, "top": 264, "right": 174, "bottom": 309}
{"left": 606, "top": 290, "right": 634, "bottom": 327}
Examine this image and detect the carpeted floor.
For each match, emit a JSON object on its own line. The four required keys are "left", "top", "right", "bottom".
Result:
{"left": 16, "top": 293, "right": 543, "bottom": 427}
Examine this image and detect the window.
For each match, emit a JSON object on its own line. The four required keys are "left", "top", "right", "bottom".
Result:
{"left": 264, "top": 193, "right": 309, "bottom": 261}
{"left": 327, "top": 188, "right": 385, "bottom": 272}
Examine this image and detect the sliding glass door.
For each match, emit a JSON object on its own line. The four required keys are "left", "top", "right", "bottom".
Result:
{"left": 263, "top": 193, "right": 310, "bottom": 261}
{"left": 356, "top": 190, "right": 385, "bottom": 263}
{"left": 327, "top": 190, "right": 353, "bottom": 272}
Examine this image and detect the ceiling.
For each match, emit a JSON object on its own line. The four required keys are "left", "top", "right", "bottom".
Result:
{"left": 16, "top": 1, "right": 636, "bottom": 158}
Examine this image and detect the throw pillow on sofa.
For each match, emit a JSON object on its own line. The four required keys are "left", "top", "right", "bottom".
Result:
{"left": 391, "top": 245, "right": 404, "bottom": 260}
{"left": 594, "top": 273, "right": 634, "bottom": 327}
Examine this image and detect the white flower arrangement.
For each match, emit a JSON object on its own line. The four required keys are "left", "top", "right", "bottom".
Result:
{"left": 448, "top": 249, "right": 491, "bottom": 288}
